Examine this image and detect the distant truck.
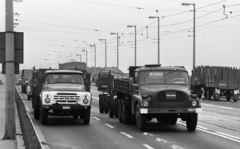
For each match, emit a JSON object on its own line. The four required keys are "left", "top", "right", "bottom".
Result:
{"left": 21, "top": 69, "right": 33, "bottom": 93}
{"left": 32, "top": 68, "right": 92, "bottom": 125}
{"left": 97, "top": 65, "right": 202, "bottom": 131}
{"left": 59, "top": 62, "right": 91, "bottom": 92}
{"left": 191, "top": 66, "right": 240, "bottom": 102}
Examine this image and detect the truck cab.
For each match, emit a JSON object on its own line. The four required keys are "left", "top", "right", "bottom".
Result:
{"left": 33, "top": 69, "right": 92, "bottom": 125}
{"left": 115, "top": 65, "right": 202, "bottom": 131}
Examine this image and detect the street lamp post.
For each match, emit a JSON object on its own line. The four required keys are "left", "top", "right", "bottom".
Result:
{"left": 90, "top": 44, "right": 96, "bottom": 74}
{"left": 76, "top": 54, "right": 82, "bottom": 62}
{"left": 127, "top": 25, "right": 137, "bottom": 66}
{"left": 149, "top": 16, "right": 160, "bottom": 64}
{"left": 110, "top": 33, "right": 119, "bottom": 69}
{"left": 82, "top": 48, "right": 88, "bottom": 66}
{"left": 182, "top": 3, "right": 196, "bottom": 75}
{"left": 99, "top": 39, "right": 107, "bottom": 68}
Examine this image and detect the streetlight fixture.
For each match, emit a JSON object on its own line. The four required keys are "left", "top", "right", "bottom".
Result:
{"left": 182, "top": 3, "right": 196, "bottom": 75}
{"left": 89, "top": 44, "right": 96, "bottom": 74}
{"left": 149, "top": 16, "right": 160, "bottom": 64}
{"left": 110, "top": 33, "right": 119, "bottom": 69}
{"left": 76, "top": 54, "right": 82, "bottom": 62}
{"left": 99, "top": 39, "right": 107, "bottom": 68}
{"left": 127, "top": 25, "right": 137, "bottom": 66}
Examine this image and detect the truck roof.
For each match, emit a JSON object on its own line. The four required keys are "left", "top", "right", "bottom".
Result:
{"left": 45, "top": 70, "right": 83, "bottom": 74}
{"left": 137, "top": 66, "right": 187, "bottom": 72}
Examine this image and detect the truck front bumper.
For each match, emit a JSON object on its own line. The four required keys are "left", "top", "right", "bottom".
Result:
{"left": 140, "top": 108, "right": 202, "bottom": 114}
{"left": 42, "top": 105, "right": 91, "bottom": 111}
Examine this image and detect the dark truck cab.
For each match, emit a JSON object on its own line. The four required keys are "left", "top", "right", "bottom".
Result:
{"left": 115, "top": 65, "right": 201, "bottom": 131}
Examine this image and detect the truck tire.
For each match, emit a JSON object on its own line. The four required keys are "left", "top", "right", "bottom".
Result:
{"left": 135, "top": 104, "right": 146, "bottom": 131}
{"left": 206, "top": 90, "right": 211, "bottom": 100}
{"left": 109, "top": 97, "right": 114, "bottom": 118}
{"left": 118, "top": 98, "right": 123, "bottom": 123}
{"left": 226, "top": 95, "right": 231, "bottom": 101}
{"left": 114, "top": 98, "right": 118, "bottom": 118}
{"left": 186, "top": 113, "right": 198, "bottom": 131}
{"left": 22, "top": 85, "right": 26, "bottom": 93}
{"left": 27, "top": 95, "right": 30, "bottom": 100}
{"left": 73, "top": 112, "right": 79, "bottom": 119}
{"left": 99, "top": 94, "right": 104, "bottom": 113}
{"left": 169, "top": 117, "right": 178, "bottom": 125}
{"left": 83, "top": 110, "right": 90, "bottom": 125}
{"left": 234, "top": 99, "right": 237, "bottom": 102}
{"left": 41, "top": 108, "right": 48, "bottom": 125}
{"left": 34, "top": 99, "right": 40, "bottom": 119}
{"left": 104, "top": 95, "right": 109, "bottom": 113}
{"left": 122, "top": 103, "right": 131, "bottom": 124}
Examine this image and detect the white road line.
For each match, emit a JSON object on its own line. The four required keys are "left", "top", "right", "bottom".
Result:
{"left": 201, "top": 104, "right": 214, "bottom": 107}
{"left": 196, "top": 125, "right": 208, "bottom": 130}
{"left": 93, "top": 117, "right": 100, "bottom": 121}
{"left": 156, "top": 138, "right": 168, "bottom": 143}
{"left": 216, "top": 132, "right": 240, "bottom": 140}
{"left": 218, "top": 106, "right": 233, "bottom": 109}
{"left": 198, "top": 128, "right": 240, "bottom": 143}
{"left": 203, "top": 111, "right": 240, "bottom": 120}
{"left": 143, "top": 144, "right": 155, "bottom": 149}
{"left": 171, "top": 144, "right": 185, "bottom": 149}
{"left": 105, "top": 123, "right": 115, "bottom": 129}
{"left": 143, "top": 132, "right": 153, "bottom": 137}
{"left": 120, "top": 132, "right": 134, "bottom": 138}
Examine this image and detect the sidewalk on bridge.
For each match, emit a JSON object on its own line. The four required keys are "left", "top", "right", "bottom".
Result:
{"left": 0, "top": 81, "right": 20, "bottom": 149}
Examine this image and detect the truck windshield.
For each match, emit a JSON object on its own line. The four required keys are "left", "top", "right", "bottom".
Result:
{"left": 138, "top": 70, "right": 189, "bottom": 84}
{"left": 45, "top": 73, "right": 84, "bottom": 84}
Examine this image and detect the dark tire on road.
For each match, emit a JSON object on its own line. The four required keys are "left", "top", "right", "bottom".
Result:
{"left": 104, "top": 95, "right": 109, "bottom": 113}
{"left": 169, "top": 117, "right": 178, "bottom": 125}
{"left": 135, "top": 104, "right": 146, "bottom": 131}
{"left": 99, "top": 94, "right": 104, "bottom": 113}
{"left": 186, "top": 113, "right": 198, "bottom": 131}
{"left": 109, "top": 97, "right": 114, "bottom": 118}
{"left": 206, "top": 90, "right": 211, "bottom": 100}
{"left": 73, "top": 112, "right": 79, "bottom": 119}
{"left": 34, "top": 99, "right": 40, "bottom": 119}
{"left": 122, "top": 103, "right": 131, "bottom": 124}
{"left": 226, "top": 95, "right": 231, "bottom": 101}
{"left": 118, "top": 98, "right": 123, "bottom": 123}
{"left": 83, "top": 110, "right": 90, "bottom": 124}
{"left": 27, "top": 95, "right": 30, "bottom": 100}
{"left": 41, "top": 108, "right": 48, "bottom": 125}
{"left": 234, "top": 99, "right": 237, "bottom": 102}
{"left": 114, "top": 98, "right": 118, "bottom": 118}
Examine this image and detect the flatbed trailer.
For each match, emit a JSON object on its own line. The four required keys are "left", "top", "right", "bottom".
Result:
{"left": 191, "top": 66, "right": 240, "bottom": 102}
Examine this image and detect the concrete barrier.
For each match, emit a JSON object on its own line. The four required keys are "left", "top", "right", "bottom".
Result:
{"left": 15, "top": 87, "right": 40, "bottom": 149}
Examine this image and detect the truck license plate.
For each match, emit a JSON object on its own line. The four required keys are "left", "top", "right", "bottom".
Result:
{"left": 63, "top": 106, "right": 70, "bottom": 109}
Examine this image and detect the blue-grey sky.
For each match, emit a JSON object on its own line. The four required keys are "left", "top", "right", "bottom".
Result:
{"left": 0, "top": 0, "right": 240, "bottom": 73}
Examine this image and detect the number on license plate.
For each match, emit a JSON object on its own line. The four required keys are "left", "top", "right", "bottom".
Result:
{"left": 63, "top": 106, "right": 70, "bottom": 109}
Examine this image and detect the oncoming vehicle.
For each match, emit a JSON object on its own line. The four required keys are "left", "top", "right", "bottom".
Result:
{"left": 33, "top": 69, "right": 92, "bottom": 125}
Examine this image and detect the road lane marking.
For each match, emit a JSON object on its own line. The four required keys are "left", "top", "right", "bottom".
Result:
{"left": 143, "top": 144, "right": 155, "bottom": 149}
{"left": 201, "top": 104, "right": 214, "bottom": 107}
{"left": 120, "top": 132, "right": 134, "bottom": 138}
{"left": 105, "top": 123, "right": 115, "bottom": 128}
{"left": 143, "top": 132, "right": 153, "bottom": 137}
{"left": 93, "top": 117, "right": 100, "bottom": 121}
{"left": 171, "top": 144, "right": 185, "bottom": 149}
{"left": 202, "top": 111, "right": 240, "bottom": 120}
{"left": 196, "top": 125, "right": 208, "bottom": 130}
{"left": 216, "top": 132, "right": 240, "bottom": 140}
{"left": 219, "top": 106, "right": 233, "bottom": 109}
{"left": 156, "top": 138, "right": 168, "bottom": 143}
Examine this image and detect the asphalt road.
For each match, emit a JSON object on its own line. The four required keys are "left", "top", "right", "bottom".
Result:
{"left": 16, "top": 85, "right": 240, "bottom": 149}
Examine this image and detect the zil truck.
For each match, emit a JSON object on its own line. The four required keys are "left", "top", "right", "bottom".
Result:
{"left": 32, "top": 64, "right": 92, "bottom": 125}
{"left": 97, "top": 65, "right": 202, "bottom": 131}
{"left": 191, "top": 66, "right": 240, "bottom": 102}
{"left": 21, "top": 69, "right": 33, "bottom": 93}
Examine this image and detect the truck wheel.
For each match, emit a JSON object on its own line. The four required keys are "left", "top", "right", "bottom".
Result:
{"left": 206, "top": 90, "right": 211, "bottom": 100}
{"left": 104, "top": 95, "right": 109, "bottom": 113}
{"left": 83, "top": 110, "right": 90, "bottom": 125}
{"left": 122, "top": 104, "right": 131, "bottom": 124}
{"left": 32, "top": 97, "right": 34, "bottom": 109}
{"left": 27, "top": 95, "right": 30, "bottom": 100}
{"left": 109, "top": 97, "right": 114, "bottom": 118}
{"left": 118, "top": 98, "right": 123, "bottom": 123}
{"left": 114, "top": 98, "right": 118, "bottom": 118}
{"left": 41, "top": 108, "right": 48, "bottom": 125}
{"left": 226, "top": 95, "right": 231, "bottom": 101}
{"left": 73, "top": 112, "right": 79, "bottom": 119}
{"left": 135, "top": 104, "right": 146, "bottom": 131}
{"left": 34, "top": 99, "right": 40, "bottom": 119}
{"left": 186, "top": 113, "right": 198, "bottom": 131}
{"left": 234, "top": 99, "right": 237, "bottom": 102}
{"left": 99, "top": 95, "right": 104, "bottom": 113}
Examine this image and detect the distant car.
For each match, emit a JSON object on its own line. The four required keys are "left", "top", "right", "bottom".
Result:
{"left": 26, "top": 85, "right": 32, "bottom": 100}
{"left": 15, "top": 79, "right": 22, "bottom": 85}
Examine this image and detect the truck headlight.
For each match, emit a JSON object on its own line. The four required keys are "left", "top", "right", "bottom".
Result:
{"left": 192, "top": 101, "right": 197, "bottom": 107}
{"left": 83, "top": 96, "right": 89, "bottom": 104}
{"left": 143, "top": 101, "right": 149, "bottom": 107}
{"left": 45, "top": 98, "right": 51, "bottom": 103}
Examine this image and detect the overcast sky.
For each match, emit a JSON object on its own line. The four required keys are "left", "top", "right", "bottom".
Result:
{"left": 0, "top": 0, "right": 240, "bottom": 73}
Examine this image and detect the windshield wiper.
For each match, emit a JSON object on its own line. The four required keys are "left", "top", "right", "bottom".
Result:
{"left": 165, "top": 69, "right": 177, "bottom": 75}
{"left": 143, "top": 69, "right": 152, "bottom": 83}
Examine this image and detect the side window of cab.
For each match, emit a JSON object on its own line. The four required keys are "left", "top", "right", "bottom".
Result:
{"left": 134, "top": 72, "right": 138, "bottom": 84}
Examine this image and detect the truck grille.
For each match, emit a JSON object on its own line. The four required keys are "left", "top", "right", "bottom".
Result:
{"left": 54, "top": 95, "right": 80, "bottom": 104}
{"left": 157, "top": 91, "right": 186, "bottom": 103}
